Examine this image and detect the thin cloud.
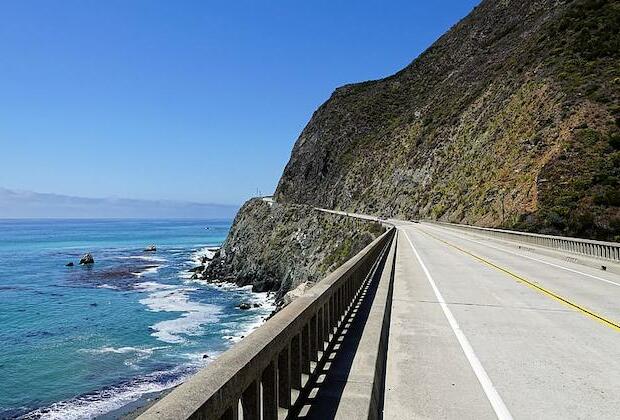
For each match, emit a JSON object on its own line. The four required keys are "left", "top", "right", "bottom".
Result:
{"left": 0, "top": 188, "right": 238, "bottom": 219}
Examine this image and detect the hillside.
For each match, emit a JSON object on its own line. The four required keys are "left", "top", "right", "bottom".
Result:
{"left": 203, "top": 199, "right": 384, "bottom": 299}
{"left": 275, "top": 0, "right": 620, "bottom": 240}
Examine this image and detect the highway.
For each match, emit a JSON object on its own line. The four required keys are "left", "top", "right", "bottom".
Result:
{"left": 384, "top": 220, "right": 620, "bottom": 419}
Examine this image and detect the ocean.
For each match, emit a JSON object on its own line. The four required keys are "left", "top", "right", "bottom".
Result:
{"left": 0, "top": 219, "right": 273, "bottom": 419}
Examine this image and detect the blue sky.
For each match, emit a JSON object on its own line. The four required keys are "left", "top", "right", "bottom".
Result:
{"left": 0, "top": 0, "right": 479, "bottom": 205}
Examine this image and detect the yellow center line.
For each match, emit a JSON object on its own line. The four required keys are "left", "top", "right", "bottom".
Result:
{"left": 412, "top": 227, "right": 620, "bottom": 333}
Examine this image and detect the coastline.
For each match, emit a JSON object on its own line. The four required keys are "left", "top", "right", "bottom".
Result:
{"left": 1, "top": 219, "right": 277, "bottom": 420}
{"left": 109, "top": 284, "right": 275, "bottom": 420}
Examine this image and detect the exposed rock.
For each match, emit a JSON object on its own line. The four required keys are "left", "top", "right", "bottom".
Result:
{"left": 274, "top": 0, "right": 620, "bottom": 241}
{"left": 202, "top": 354, "right": 209, "bottom": 359}
{"left": 253, "top": 303, "right": 261, "bottom": 308}
{"left": 188, "top": 265, "right": 205, "bottom": 273}
{"left": 65, "top": 262, "right": 74, "bottom": 267}
{"left": 238, "top": 303, "right": 252, "bottom": 310}
{"left": 281, "top": 282, "right": 311, "bottom": 308}
{"left": 203, "top": 199, "right": 384, "bottom": 298}
{"left": 79, "top": 253, "right": 94, "bottom": 265}
{"left": 144, "top": 245, "right": 157, "bottom": 252}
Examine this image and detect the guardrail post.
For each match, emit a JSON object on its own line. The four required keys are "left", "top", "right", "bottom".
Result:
{"left": 290, "top": 333, "right": 302, "bottom": 390}
{"left": 219, "top": 401, "right": 239, "bottom": 420}
{"left": 310, "top": 314, "right": 318, "bottom": 361}
{"left": 322, "top": 302, "right": 330, "bottom": 344}
{"left": 278, "top": 345, "right": 291, "bottom": 409}
{"left": 262, "top": 360, "right": 278, "bottom": 420}
{"left": 317, "top": 306, "right": 324, "bottom": 352}
{"left": 301, "top": 323, "right": 311, "bottom": 374}
{"left": 241, "top": 379, "right": 260, "bottom": 420}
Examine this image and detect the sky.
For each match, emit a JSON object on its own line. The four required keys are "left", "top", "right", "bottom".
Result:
{"left": 0, "top": 0, "right": 479, "bottom": 207}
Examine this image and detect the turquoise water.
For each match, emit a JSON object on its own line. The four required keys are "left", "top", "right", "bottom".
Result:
{"left": 0, "top": 219, "right": 273, "bottom": 419}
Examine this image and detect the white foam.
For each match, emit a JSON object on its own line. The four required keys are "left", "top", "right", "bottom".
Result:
{"left": 22, "top": 366, "right": 194, "bottom": 420}
{"left": 135, "top": 282, "right": 221, "bottom": 344}
{"left": 189, "top": 246, "right": 218, "bottom": 267}
{"left": 131, "top": 265, "right": 164, "bottom": 277}
{"left": 118, "top": 255, "right": 167, "bottom": 263}
{"left": 96, "top": 284, "right": 120, "bottom": 290}
{"left": 80, "top": 346, "right": 168, "bottom": 356}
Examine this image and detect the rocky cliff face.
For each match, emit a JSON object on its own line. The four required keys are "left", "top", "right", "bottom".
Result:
{"left": 276, "top": 0, "right": 620, "bottom": 240}
{"left": 203, "top": 199, "right": 384, "bottom": 299}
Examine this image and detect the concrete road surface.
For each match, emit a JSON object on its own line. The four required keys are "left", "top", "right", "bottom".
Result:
{"left": 384, "top": 221, "right": 620, "bottom": 420}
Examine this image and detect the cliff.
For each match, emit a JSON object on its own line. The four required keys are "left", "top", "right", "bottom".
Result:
{"left": 203, "top": 199, "right": 384, "bottom": 299}
{"left": 275, "top": 0, "right": 620, "bottom": 241}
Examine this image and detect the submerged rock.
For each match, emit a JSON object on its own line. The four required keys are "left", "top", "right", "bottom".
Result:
{"left": 79, "top": 253, "right": 94, "bottom": 265}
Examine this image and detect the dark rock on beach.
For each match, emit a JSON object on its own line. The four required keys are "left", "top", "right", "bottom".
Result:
{"left": 79, "top": 253, "right": 94, "bottom": 265}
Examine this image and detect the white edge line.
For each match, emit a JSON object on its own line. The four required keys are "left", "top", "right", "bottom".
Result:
{"left": 403, "top": 230, "right": 514, "bottom": 420}
{"left": 423, "top": 224, "right": 620, "bottom": 288}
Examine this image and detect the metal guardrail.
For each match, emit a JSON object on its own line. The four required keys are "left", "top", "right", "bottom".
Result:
{"left": 430, "top": 221, "right": 620, "bottom": 263}
{"left": 138, "top": 227, "right": 396, "bottom": 420}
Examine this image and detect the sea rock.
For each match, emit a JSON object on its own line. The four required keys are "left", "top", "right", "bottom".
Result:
{"left": 238, "top": 302, "right": 252, "bottom": 310}
{"left": 189, "top": 265, "right": 205, "bottom": 273}
{"left": 144, "top": 245, "right": 157, "bottom": 252}
{"left": 79, "top": 253, "right": 94, "bottom": 265}
{"left": 253, "top": 303, "right": 261, "bottom": 308}
{"left": 66, "top": 262, "right": 74, "bottom": 267}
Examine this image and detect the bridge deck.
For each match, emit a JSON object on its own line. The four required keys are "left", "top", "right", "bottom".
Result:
{"left": 384, "top": 221, "right": 620, "bottom": 419}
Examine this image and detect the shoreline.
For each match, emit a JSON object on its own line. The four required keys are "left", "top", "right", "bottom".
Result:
{"left": 12, "top": 240, "right": 275, "bottom": 420}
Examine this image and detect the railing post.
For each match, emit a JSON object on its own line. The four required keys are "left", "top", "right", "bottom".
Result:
{"left": 290, "top": 333, "right": 302, "bottom": 390}
{"left": 278, "top": 347, "right": 291, "bottom": 409}
{"left": 241, "top": 379, "right": 261, "bottom": 420}
{"left": 323, "top": 301, "right": 331, "bottom": 343}
{"left": 310, "top": 314, "right": 318, "bottom": 361}
{"left": 262, "top": 360, "right": 278, "bottom": 420}
{"left": 329, "top": 294, "right": 336, "bottom": 336}
{"left": 219, "top": 401, "right": 239, "bottom": 420}
{"left": 301, "top": 323, "right": 311, "bottom": 374}
{"left": 317, "top": 306, "right": 324, "bottom": 352}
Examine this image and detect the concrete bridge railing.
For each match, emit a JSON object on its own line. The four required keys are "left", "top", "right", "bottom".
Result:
{"left": 429, "top": 221, "right": 620, "bottom": 263}
{"left": 137, "top": 227, "right": 396, "bottom": 420}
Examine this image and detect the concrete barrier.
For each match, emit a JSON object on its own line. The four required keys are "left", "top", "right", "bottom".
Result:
{"left": 429, "top": 221, "right": 620, "bottom": 263}
{"left": 137, "top": 228, "right": 396, "bottom": 420}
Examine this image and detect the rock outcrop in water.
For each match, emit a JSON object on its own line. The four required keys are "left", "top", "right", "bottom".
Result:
{"left": 79, "top": 253, "right": 94, "bottom": 265}
{"left": 203, "top": 199, "right": 384, "bottom": 299}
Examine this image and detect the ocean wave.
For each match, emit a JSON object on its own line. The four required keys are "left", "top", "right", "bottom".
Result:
{"left": 20, "top": 364, "right": 200, "bottom": 420}
{"left": 79, "top": 346, "right": 168, "bottom": 356}
{"left": 130, "top": 265, "right": 164, "bottom": 277}
{"left": 188, "top": 246, "right": 218, "bottom": 267}
{"left": 117, "top": 255, "right": 167, "bottom": 263}
{"left": 135, "top": 281, "right": 221, "bottom": 344}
